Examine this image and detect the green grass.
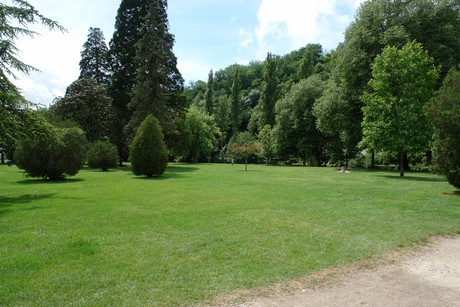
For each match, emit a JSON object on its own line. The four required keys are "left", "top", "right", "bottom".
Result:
{"left": 0, "top": 163, "right": 459, "bottom": 305}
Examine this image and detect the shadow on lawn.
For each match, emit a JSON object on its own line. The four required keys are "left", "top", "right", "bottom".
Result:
{"left": 131, "top": 165, "right": 199, "bottom": 180}
{"left": 0, "top": 194, "right": 55, "bottom": 216}
{"left": 16, "top": 178, "right": 86, "bottom": 185}
{"left": 379, "top": 175, "right": 446, "bottom": 182}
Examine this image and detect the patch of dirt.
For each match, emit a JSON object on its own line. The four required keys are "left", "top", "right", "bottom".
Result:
{"left": 212, "top": 236, "right": 460, "bottom": 306}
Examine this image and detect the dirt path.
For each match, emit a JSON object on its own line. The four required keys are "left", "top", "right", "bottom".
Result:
{"left": 215, "top": 236, "right": 460, "bottom": 306}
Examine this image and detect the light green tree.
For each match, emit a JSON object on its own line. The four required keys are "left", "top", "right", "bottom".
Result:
{"left": 361, "top": 41, "right": 439, "bottom": 177}
{"left": 258, "top": 124, "right": 276, "bottom": 165}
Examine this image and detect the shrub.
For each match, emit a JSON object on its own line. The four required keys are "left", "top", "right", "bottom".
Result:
{"left": 87, "top": 141, "right": 118, "bottom": 171}
{"left": 129, "top": 115, "right": 168, "bottom": 178}
{"left": 15, "top": 120, "right": 87, "bottom": 180}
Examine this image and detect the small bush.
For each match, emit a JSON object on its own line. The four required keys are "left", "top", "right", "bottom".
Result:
{"left": 87, "top": 141, "right": 118, "bottom": 171}
{"left": 130, "top": 115, "right": 168, "bottom": 178}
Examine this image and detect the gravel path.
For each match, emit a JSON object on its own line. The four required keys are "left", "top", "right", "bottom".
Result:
{"left": 216, "top": 236, "right": 460, "bottom": 307}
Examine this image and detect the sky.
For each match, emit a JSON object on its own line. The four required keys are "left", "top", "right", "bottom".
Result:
{"left": 11, "top": 0, "right": 365, "bottom": 106}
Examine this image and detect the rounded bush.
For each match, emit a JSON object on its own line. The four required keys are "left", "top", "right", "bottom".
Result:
{"left": 87, "top": 140, "right": 118, "bottom": 171}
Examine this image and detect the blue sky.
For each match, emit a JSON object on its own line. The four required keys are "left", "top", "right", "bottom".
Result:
{"left": 12, "top": 0, "right": 365, "bottom": 105}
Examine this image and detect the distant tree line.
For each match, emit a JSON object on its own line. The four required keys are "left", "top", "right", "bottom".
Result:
{"left": 1, "top": 0, "right": 460, "bottom": 186}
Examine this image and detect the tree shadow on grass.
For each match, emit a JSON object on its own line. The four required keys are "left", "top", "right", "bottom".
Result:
{"left": 442, "top": 190, "right": 460, "bottom": 196}
{"left": 0, "top": 194, "right": 55, "bottom": 216}
{"left": 130, "top": 165, "right": 199, "bottom": 181}
{"left": 379, "top": 175, "right": 446, "bottom": 182}
{"left": 16, "top": 178, "right": 86, "bottom": 185}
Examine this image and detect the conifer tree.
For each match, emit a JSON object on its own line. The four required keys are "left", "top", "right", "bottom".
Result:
{"left": 205, "top": 69, "right": 214, "bottom": 115}
{"left": 79, "top": 27, "right": 110, "bottom": 84}
{"left": 126, "top": 0, "right": 186, "bottom": 147}
{"left": 260, "top": 52, "right": 278, "bottom": 127}
{"left": 230, "top": 68, "right": 241, "bottom": 137}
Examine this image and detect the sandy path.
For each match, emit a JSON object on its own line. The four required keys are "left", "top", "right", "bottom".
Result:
{"left": 216, "top": 236, "right": 460, "bottom": 307}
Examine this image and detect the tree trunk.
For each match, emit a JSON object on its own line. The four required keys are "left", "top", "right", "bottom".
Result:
{"left": 399, "top": 152, "right": 405, "bottom": 177}
{"left": 371, "top": 149, "right": 375, "bottom": 168}
{"left": 245, "top": 158, "right": 248, "bottom": 171}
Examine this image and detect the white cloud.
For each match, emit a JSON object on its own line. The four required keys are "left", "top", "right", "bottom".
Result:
{"left": 254, "top": 0, "right": 364, "bottom": 56}
{"left": 239, "top": 28, "right": 254, "bottom": 48}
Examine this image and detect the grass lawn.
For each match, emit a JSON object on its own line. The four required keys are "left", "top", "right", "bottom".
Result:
{"left": 0, "top": 163, "right": 459, "bottom": 305}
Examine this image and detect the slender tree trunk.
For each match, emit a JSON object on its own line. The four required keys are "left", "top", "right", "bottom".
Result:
{"left": 245, "top": 158, "right": 248, "bottom": 171}
{"left": 399, "top": 152, "right": 405, "bottom": 177}
{"left": 371, "top": 149, "right": 375, "bottom": 168}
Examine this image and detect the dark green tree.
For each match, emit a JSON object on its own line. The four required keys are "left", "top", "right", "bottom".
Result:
{"left": 205, "top": 69, "right": 214, "bottom": 115}
{"left": 0, "top": 0, "right": 64, "bottom": 159}
{"left": 50, "top": 78, "right": 113, "bottom": 142}
{"left": 126, "top": 0, "right": 186, "bottom": 150}
{"left": 361, "top": 42, "right": 439, "bottom": 177}
{"left": 87, "top": 140, "right": 119, "bottom": 171}
{"left": 230, "top": 67, "right": 242, "bottom": 138}
{"left": 297, "top": 46, "right": 315, "bottom": 81}
{"left": 108, "top": 0, "right": 150, "bottom": 165}
{"left": 427, "top": 67, "right": 460, "bottom": 188}
{"left": 260, "top": 52, "right": 278, "bottom": 127}
{"left": 79, "top": 27, "right": 110, "bottom": 84}
{"left": 15, "top": 115, "right": 87, "bottom": 180}
{"left": 130, "top": 115, "right": 168, "bottom": 178}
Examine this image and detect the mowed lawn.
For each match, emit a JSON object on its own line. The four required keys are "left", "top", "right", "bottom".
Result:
{"left": 0, "top": 163, "right": 459, "bottom": 305}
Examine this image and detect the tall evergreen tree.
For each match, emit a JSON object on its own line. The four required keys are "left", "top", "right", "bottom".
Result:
{"left": 79, "top": 27, "right": 110, "bottom": 84}
{"left": 260, "top": 52, "right": 278, "bottom": 127}
{"left": 126, "top": 0, "right": 186, "bottom": 149}
{"left": 108, "top": 0, "right": 150, "bottom": 164}
{"left": 205, "top": 69, "right": 214, "bottom": 115}
{"left": 230, "top": 67, "right": 241, "bottom": 137}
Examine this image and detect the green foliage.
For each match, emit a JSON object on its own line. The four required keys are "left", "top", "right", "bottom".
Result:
{"left": 258, "top": 124, "right": 276, "bottom": 164}
{"left": 183, "top": 106, "right": 220, "bottom": 162}
{"left": 205, "top": 69, "right": 214, "bottom": 115}
{"left": 361, "top": 41, "right": 439, "bottom": 176}
{"left": 428, "top": 67, "right": 460, "bottom": 188}
{"left": 50, "top": 78, "right": 113, "bottom": 142}
{"left": 14, "top": 116, "right": 87, "bottom": 180}
{"left": 259, "top": 52, "right": 279, "bottom": 128}
{"left": 79, "top": 27, "right": 110, "bottom": 84}
{"left": 228, "top": 132, "right": 261, "bottom": 170}
{"left": 126, "top": 0, "right": 186, "bottom": 146}
{"left": 230, "top": 67, "right": 242, "bottom": 137}
{"left": 87, "top": 140, "right": 118, "bottom": 171}
{"left": 130, "top": 115, "right": 168, "bottom": 178}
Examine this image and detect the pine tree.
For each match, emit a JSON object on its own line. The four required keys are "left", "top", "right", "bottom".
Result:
{"left": 126, "top": 0, "right": 186, "bottom": 145}
{"left": 205, "top": 69, "right": 214, "bottom": 115}
{"left": 108, "top": 0, "right": 150, "bottom": 165}
{"left": 230, "top": 67, "right": 241, "bottom": 137}
{"left": 79, "top": 27, "right": 110, "bottom": 84}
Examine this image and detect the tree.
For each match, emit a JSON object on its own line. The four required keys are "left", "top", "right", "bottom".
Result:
{"left": 259, "top": 52, "right": 278, "bottom": 127}
{"left": 0, "top": 0, "right": 64, "bottom": 158}
{"left": 230, "top": 67, "right": 242, "bottom": 138}
{"left": 361, "top": 41, "right": 439, "bottom": 177}
{"left": 126, "top": 0, "right": 186, "bottom": 150}
{"left": 182, "top": 106, "right": 220, "bottom": 162}
{"left": 50, "top": 78, "right": 113, "bottom": 142}
{"left": 87, "top": 140, "right": 119, "bottom": 171}
{"left": 15, "top": 115, "right": 87, "bottom": 180}
{"left": 275, "top": 75, "right": 326, "bottom": 165}
{"left": 258, "top": 124, "right": 276, "bottom": 165}
{"left": 79, "top": 27, "right": 110, "bottom": 84}
{"left": 108, "top": 0, "right": 150, "bottom": 165}
{"left": 205, "top": 69, "right": 214, "bottom": 115}
{"left": 427, "top": 67, "right": 460, "bottom": 188}
{"left": 297, "top": 46, "right": 315, "bottom": 81}
{"left": 228, "top": 132, "right": 261, "bottom": 171}
{"left": 130, "top": 115, "right": 168, "bottom": 178}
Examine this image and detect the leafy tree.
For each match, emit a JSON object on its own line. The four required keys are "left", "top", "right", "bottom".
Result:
{"left": 130, "top": 115, "right": 168, "bottom": 178}
{"left": 15, "top": 116, "right": 87, "bottom": 180}
{"left": 275, "top": 75, "right": 326, "bottom": 165}
{"left": 361, "top": 41, "right": 439, "bottom": 177}
{"left": 126, "top": 0, "right": 186, "bottom": 150}
{"left": 427, "top": 67, "right": 460, "bottom": 188}
{"left": 258, "top": 124, "right": 276, "bottom": 165}
{"left": 230, "top": 67, "right": 242, "bottom": 137}
{"left": 297, "top": 45, "right": 315, "bottom": 81}
{"left": 50, "top": 78, "right": 113, "bottom": 142}
{"left": 228, "top": 132, "right": 261, "bottom": 171}
{"left": 182, "top": 106, "right": 220, "bottom": 162}
{"left": 87, "top": 140, "right": 118, "bottom": 171}
{"left": 259, "top": 52, "right": 278, "bottom": 127}
{"left": 79, "top": 27, "right": 110, "bottom": 84}
{"left": 108, "top": 0, "right": 150, "bottom": 165}
{"left": 205, "top": 69, "right": 214, "bottom": 115}
{"left": 0, "top": 0, "right": 64, "bottom": 158}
